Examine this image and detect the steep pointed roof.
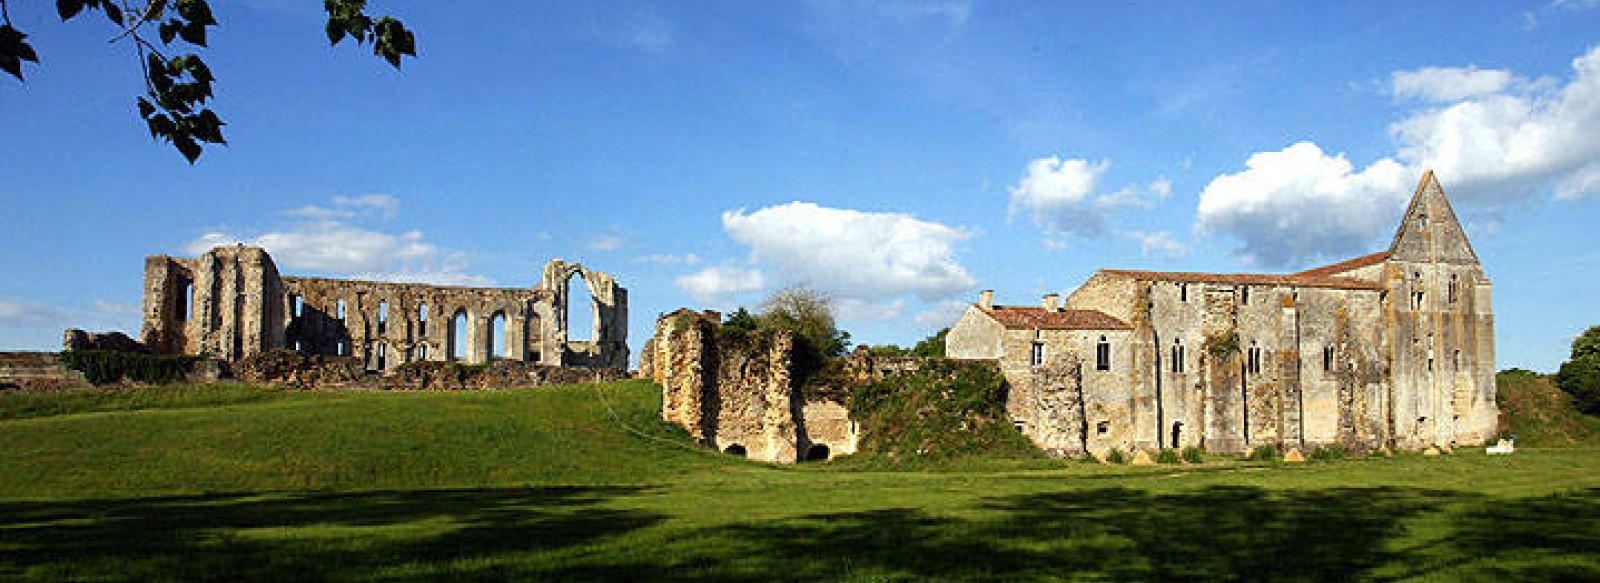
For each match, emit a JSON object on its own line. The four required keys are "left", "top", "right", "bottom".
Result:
{"left": 1386, "top": 170, "right": 1481, "bottom": 265}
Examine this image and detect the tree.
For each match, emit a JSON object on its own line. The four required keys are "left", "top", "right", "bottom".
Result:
{"left": 1556, "top": 325, "right": 1600, "bottom": 415}
{"left": 0, "top": 0, "right": 415, "bottom": 162}
{"left": 909, "top": 327, "right": 949, "bottom": 358}
{"left": 759, "top": 284, "right": 851, "bottom": 358}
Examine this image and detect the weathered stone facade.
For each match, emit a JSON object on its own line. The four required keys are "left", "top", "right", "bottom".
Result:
{"left": 139, "top": 246, "right": 628, "bottom": 370}
{"left": 643, "top": 309, "right": 859, "bottom": 464}
{"left": 948, "top": 172, "right": 1498, "bottom": 456}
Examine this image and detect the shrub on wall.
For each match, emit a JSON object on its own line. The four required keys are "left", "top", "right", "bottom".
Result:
{"left": 58, "top": 350, "right": 199, "bottom": 385}
{"left": 849, "top": 359, "right": 1040, "bottom": 462}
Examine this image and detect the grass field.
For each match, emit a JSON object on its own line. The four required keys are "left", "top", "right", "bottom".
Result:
{"left": 3, "top": 380, "right": 1598, "bottom": 581}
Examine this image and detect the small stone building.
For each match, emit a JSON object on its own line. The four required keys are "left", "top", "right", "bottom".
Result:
{"left": 948, "top": 171, "right": 1497, "bottom": 455}
{"left": 139, "top": 245, "right": 628, "bottom": 370}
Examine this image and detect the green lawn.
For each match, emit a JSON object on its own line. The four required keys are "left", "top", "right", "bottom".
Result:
{"left": 3, "top": 380, "right": 1598, "bottom": 581}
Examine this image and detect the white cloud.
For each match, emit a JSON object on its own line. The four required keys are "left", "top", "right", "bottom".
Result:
{"left": 1392, "top": 46, "right": 1600, "bottom": 202}
{"left": 284, "top": 193, "right": 398, "bottom": 220}
{"left": 837, "top": 298, "right": 906, "bottom": 323}
{"left": 1392, "top": 67, "right": 1515, "bottom": 103}
{"left": 636, "top": 253, "right": 701, "bottom": 266}
{"left": 676, "top": 265, "right": 767, "bottom": 303}
{"left": 588, "top": 235, "right": 625, "bottom": 251}
{"left": 0, "top": 297, "right": 59, "bottom": 327}
{"left": 1124, "top": 230, "right": 1189, "bottom": 261}
{"left": 1198, "top": 45, "right": 1600, "bottom": 267}
{"left": 1008, "top": 156, "right": 1170, "bottom": 245}
{"left": 1196, "top": 142, "right": 1410, "bottom": 268}
{"left": 914, "top": 299, "right": 969, "bottom": 327}
{"left": 721, "top": 202, "right": 976, "bottom": 301}
{"left": 187, "top": 196, "right": 485, "bottom": 284}
{"left": 91, "top": 300, "right": 140, "bottom": 318}
{"left": 1553, "top": 0, "right": 1598, "bottom": 9}
{"left": 346, "top": 271, "right": 494, "bottom": 287}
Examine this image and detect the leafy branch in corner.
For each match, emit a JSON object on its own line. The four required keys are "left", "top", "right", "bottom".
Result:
{"left": 0, "top": 0, "right": 416, "bottom": 162}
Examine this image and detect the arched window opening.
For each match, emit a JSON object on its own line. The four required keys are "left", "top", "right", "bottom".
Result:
{"left": 336, "top": 341, "right": 346, "bottom": 356}
{"left": 377, "top": 301, "right": 388, "bottom": 335}
{"left": 336, "top": 299, "right": 347, "bottom": 321}
{"left": 1171, "top": 422, "right": 1183, "bottom": 449}
{"left": 292, "top": 295, "right": 303, "bottom": 318}
{"left": 449, "top": 310, "right": 468, "bottom": 361}
{"left": 1030, "top": 342, "right": 1045, "bottom": 367}
{"left": 565, "top": 272, "right": 596, "bottom": 342}
{"left": 417, "top": 344, "right": 428, "bottom": 361}
{"left": 489, "top": 312, "right": 507, "bottom": 360}
{"left": 724, "top": 444, "right": 747, "bottom": 457}
{"left": 1095, "top": 336, "right": 1111, "bottom": 371}
{"left": 376, "top": 343, "right": 387, "bottom": 371}
{"left": 804, "top": 444, "right": 831, "bottom": 462}
{"left": 418, "top": 303, "right": 429, "bottom": 337}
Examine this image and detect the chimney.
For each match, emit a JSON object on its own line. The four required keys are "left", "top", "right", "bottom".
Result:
{"left": 979, "top": 289, "right": 994, "bottom": 310}
{"left": 1042, "top": 293, "right": 1060, "bottom": 311}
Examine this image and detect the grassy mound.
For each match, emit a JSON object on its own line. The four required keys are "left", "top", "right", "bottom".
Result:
{"left": 1497, "top": 369, "right": 1600, "bottom": 447}
{"left": 0, "top": 380, "right": 715, "bottom": 498}
{"left": 846, "top": 359, "right": 1044, "bottom": 467}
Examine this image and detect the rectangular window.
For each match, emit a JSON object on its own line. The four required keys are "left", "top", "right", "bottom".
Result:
{"left": 1096, "top": 340, "right": 1111, "bottom": 371}
{"left": 1246, "top": 346, "right": 1263, "bottom": 374}
{"left": 1241, "top": 286, "right": 1250, "bottom": 305}
{"left": 1180, "top": 283, "right": 1188, "bottom": 302}
{"left": 1030, "top": 342, "right": 1045, "bottom": 367}
{"left": 1323, "top": 346, "right": 1334, "bottom": 372}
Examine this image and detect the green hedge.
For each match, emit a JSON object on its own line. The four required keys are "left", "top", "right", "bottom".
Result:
{"left": 58, "top": 351, "right": 201, "bottom": 385}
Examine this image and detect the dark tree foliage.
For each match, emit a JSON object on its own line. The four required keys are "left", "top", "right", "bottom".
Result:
{"left": 0, "top": 0, "right": 415, "bottom": 162}
{"left": 1556, "top": 326, "right": 1600, "bottom": 416}
{"left": 720, "top": 307, "right": 760, "bottom": 333}
{"left": 759, "top": 284, "right": 851, "bottom": 358}
{"left": 909, "top": 327, "right": 948, "bottom": 358}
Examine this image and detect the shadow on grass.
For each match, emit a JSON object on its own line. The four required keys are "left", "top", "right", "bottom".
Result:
{"left": 4, "top": 485, "right": 1597, "bottom": 581}
{"left": 541, "top": 485, "right": 1600, "bottom": 582}
{"left": 0, "top": 486, "right": 663, "bottom": 582}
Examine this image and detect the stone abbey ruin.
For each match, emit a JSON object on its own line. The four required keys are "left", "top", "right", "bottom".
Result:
{"left": 948, "top": 171, "right": 1498, "bottom": 456}
{"left": 2, "top": 171, "right": 1499, "bottom": 463}
{"left": 638, "top": 171, "right": 1499, "bottom": 462}
{"left": 140, "top": 245, "right": 629, "bottom": 370}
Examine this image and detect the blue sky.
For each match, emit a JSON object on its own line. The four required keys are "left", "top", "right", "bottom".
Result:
{"left": 2, "top": 1, "right": 1597, "bottom": 372}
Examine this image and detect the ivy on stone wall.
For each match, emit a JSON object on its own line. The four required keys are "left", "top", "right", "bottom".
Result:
{"left": 58, "top": 350, "right": 199, "bottom": 385}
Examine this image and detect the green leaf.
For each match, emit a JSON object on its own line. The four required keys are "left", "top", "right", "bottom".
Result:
{"left": 0, "top": 26, "right": 39, "bottom": 81}
{"left": 56, "top": 0, "right": 88, "bottom": 21}
{"left": 325, "top": 18, "right": 347, "bottom": 45}
{"left": 101, "top": 1, "right": 125, "bottom": 26}
{"left": 159, "top": 20, "right": 181, "bottom": 44}
{"left": 174, "top": 135, "right": 202, "bottom": 163}
{"left": 179, "top": 21, "right": 208, "bottom": 46}
{"left": 193, "top": 109, "right": 226, "bottom": 144}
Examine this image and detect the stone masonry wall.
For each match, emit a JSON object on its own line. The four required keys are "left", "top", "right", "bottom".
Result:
{"left": 646, "top": 309, "right": 858, "bottom": 464}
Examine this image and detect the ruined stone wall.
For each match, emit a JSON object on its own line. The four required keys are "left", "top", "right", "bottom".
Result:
{"left": 138, "top": 246, "right": 627, "bottom": 371}
{"left": 0, "top": 352, "right": 90, "bottom": 391}
{"left": 646, "top": 310, "right": 858, "bottom": 464}
{"left": 140, "top": 245, "right": 284, "bottom": 361}
{"left": 282, "top": 277, "right": 548, "bottom": 372}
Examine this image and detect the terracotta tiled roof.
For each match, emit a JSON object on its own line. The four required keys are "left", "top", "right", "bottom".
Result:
{"left": 980, "top": 306, "right": 1132, "bottom": 330}
{"left": 1294, "top": 251, "right": 1389, "bottom": 278}
{"left": 1098, "top": 269, "right": 1382, "bottom": 291}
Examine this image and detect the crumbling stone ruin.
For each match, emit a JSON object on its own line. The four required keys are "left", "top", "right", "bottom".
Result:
{"left": 138, "top": 245, "right": 628, "bottom": 371}
{"left": 640, "top": 309, "right": 863, "bottom": 464}
{"left": 948, "top": 171, "right": 1498, "bottom": 456}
